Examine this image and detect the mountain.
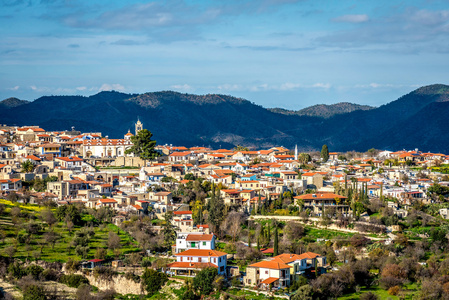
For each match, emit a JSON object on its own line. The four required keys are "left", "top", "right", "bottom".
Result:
{"left": 1, "top": 84, "right": 449, "bottom": 152}
{"left": 0, "top": 97, "right": 29, "bottom": 109}
{"left": 269, "top": 102, "right": 374, "bottom": 118}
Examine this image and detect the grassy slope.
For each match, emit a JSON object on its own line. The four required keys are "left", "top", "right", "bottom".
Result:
{"left": 0, "top": 199, "right": 140, "bottom": 262}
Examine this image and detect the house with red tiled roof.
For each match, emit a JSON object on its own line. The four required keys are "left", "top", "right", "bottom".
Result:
{"left": 172, "top": 210, "right": 193, "bottom": 232}
{"left": 175, "top": 232, "right": 216, "bottom": 253}
{"left": 294, "top": 193, "right": 351, "bottom": 217}
{"left": 55, "top": 156, "right": 84, "bottom": 169}
{"left": 97, "top": 198, "right": 118, "bottom": 209}
{"left": 244, "top": 260, "right": 291, "bottom": 288}
{"left": 167, "top": 249, "right": 227, "bottom": 276}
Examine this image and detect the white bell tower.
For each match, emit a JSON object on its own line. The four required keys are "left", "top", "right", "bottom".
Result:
{"left": 135, "top": 119, "right": 143, "bottom": 135}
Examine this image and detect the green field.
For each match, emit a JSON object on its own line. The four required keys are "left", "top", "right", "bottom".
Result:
{"left": 0, "top": 199, "right": 141, "bottom": 262}
{"left": 339, "top": 283, "right": 419, "bottom": 300}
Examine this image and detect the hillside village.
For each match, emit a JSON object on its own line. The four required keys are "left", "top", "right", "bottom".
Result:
{"left": 2, "top": 121, "right": 449, "bottom": 300}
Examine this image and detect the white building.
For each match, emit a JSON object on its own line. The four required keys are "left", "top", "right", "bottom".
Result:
{"left": 167, "top": 249, "right": 227, "bottom": 276}
{"left": 175, "top": 232, "right": 216, "bottom": 253}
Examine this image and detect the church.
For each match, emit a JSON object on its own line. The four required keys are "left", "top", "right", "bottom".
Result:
{"left": 81, "top": 120, "right": 143, "bottom": 158}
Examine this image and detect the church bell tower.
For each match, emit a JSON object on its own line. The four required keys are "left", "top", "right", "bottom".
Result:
{"left": 135, "top": 119, "right": 143, "bottom": 135}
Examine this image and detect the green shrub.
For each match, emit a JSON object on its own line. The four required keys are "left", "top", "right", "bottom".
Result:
{"left": 141, "top": 268, "right": 168, "bottom": 296}
{"left": 59, "top": 274, "right": 89, "bottom": 288}
{"left": 23, "top": 284, "right": 47, "bottom": 300}
{"left": 40, "top": 269, "right": 59, "bottom": 281}
{"left": 8, "top": 261, "right": 26, "bottom": 279}
{"left": 26, "top": 264, "right": 44, "bottom": 280}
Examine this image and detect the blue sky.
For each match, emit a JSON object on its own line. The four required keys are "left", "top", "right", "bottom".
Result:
{"left": 1, "top": 0, "right": 449, "bottom": 109}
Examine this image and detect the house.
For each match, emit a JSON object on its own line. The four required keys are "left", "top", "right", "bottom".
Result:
{"left": 271, "top": 252, "right": 327, "bottom": 281}
{"left": 55, "top": 156, "right": 84, "bottom": 170}
{"left": 172, "top": 211, "right": 193, "bottom": 232}
{"left": 244, "top": 260, "right": 291, "bottom": 289}
{"left": 97, "top": 198, "right": 118, "bottom": 209}
{"left": 175, "top": 233, "right": 216, "bottom": 253}
{"left": 37, "top": 143, "right": 61, "bottom": 157}
{"left": 294, "top": 193, "right": 351, "bottom": 217}
{"left": 153, "top": 191, "right": 173, "bottom": 204}
{"left": 169, "top": 151, "right": 192, "bottom": 162}
{"left": 167, "top": 249, "right": 227, "bottom": 276}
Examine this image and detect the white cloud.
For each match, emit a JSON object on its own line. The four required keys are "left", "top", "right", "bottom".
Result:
{"left": 99, "top": 83, "right": 125, "bottom": 92}
{"left": 311, "top": 83, "right": 331, "bottom": 89}
{"left": 332, "top": 14, "right": 369, "bottom": 23}
{"left": 170, "top": 84, "right": 193, "bottom": 92}
{"left": 8, "top": 86, "right": 19, "bottom": 91}
{"left": 76, "top": 86, "right": 87, "bottom": 91}
{"left": 279, "top": 83, "right": 302, "bottom": 90}
{"left": 217, "top": 84, "right": 243, "bottom": 91}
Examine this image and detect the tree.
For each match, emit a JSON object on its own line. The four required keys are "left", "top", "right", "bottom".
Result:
{"left": 107, "top": 231, "right": 121, "bottom": 250}
{"left": 193, "top": 267, "right": 217, "bottom": 295}
{"left": 41, "top": 210, "right": 57, "bottom": 227}
{"left": 220, "top": 211, "right": 243, "bottom": 242}
{"left": 299, "top": 153, "right": 312, "bottom": 165}
{"left": 95, "top": 248, "right": 107, "bottom": 260}
{"left": 44, "top": 230, "right": 59, "bottom": 250}
{"left": 162, "top": 212, "right": 176, "bottom": 249}
{"left": 21, "top": 160, "right": 35, "bottom": 173}
{"left": 321, "top": 145, "right": 329, "bottom": 162}
{"left": 207, "top": 185, "right": 225, "bottom": 236}
{"left": 141, "top": 268, "right": 168, "bottom": 296}
{"left": 273, "top": 224, "right": 279, "bottom": 256}
{"left": 125, "top": 129, "right": 159, "bottom": 163}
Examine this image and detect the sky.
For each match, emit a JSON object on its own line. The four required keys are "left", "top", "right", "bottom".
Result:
{"left": 1, "top": 0, "right": 449, "bottom": 109}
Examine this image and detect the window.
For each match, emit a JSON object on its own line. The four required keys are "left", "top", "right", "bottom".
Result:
{"left": 214, "top": 258, "right": 216, "bottom": 263}
{"left": 265, "top": 271, "right": 268, "bottom": 274}
{"left": 191, "top": 242, "right": 196, "bottom": 247}
{"left": 203, "top": 242, "right": 206, "bottom": 246}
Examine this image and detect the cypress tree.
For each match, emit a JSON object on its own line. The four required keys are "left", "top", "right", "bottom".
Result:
{"left": 321, "top": 145, "right": 329, "bottom": 162}
{"left": 273, "top": 225, "right": 279, "bottom": 256}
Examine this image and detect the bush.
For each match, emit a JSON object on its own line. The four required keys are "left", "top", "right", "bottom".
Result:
{"left": 59, "top": 274, "right": 89, "bottom": 288}
{"left": 8, "top": 261, "right": 26, "bottom": 279}
{"left": 40, "top": 268, "right": 59, "bottom": 281}
{"left": 26, "top": 264, "right": 44, "bottom": 280}
{"left": 23, "top": 284, "right": 47, "bottom": 300}
{"left": 124, "top": 272, "right": 140, "bottom": 283}
{"left": 141, "top": 268, "right": 168, "bottom": 296}
{"left": 93, "top": 266, "right": 116, "bottom": 282}
{"left": 65, "top": 259, "right": 80, "bottom": 273}
{"left": 388, "top": 285, "right": 400, "bottom": 295}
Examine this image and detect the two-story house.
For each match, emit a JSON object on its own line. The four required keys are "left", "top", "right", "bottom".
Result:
{"left": 175, "top": 233, "right": 216, "bottom": 253}
{"left": 167, "top": 249, "right": 227, "bottom": 276}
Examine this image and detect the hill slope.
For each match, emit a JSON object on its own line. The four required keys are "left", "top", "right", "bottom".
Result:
{"left": 270, "top": 102, "right": 374, "bottom": 118}
{"left": 1, "top": 84, "right": 449, "bottom": 152}
{"left": 0, "top": 97, "right": 29, "bottom": 109}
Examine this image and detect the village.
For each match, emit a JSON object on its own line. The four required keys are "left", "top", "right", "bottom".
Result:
{"left": 1, "top": 121, "right": 449, "bottom": 300}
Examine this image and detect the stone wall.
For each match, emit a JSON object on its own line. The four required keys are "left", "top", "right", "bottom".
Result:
{"left": 113, "top": 157, "right": 145, "bottom": 167}
{"left": 84, "top": 273, "right": 142, "bottom": 295}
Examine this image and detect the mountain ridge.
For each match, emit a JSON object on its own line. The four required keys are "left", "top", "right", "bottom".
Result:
{"left": 1, "top": 84, "right": 449, "bottom": 152}
{"left": 269, "top": 102, "right": 374, "bottom": 118}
